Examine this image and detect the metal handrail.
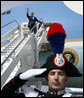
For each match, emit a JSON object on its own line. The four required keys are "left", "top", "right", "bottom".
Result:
{"left": 29, "top": 20, "right": 43, "bottom": 33}
{"left": 1, "top": 22, "right": 43, "bottom": 66}
{"left": 29, "top": 23, "right": 38, "bottom": 34}
{"left": 1, "top": 34, "right": 27, "bottom": 66}
{"left": 1, "top": 20, "right": 20, "bottom": 29}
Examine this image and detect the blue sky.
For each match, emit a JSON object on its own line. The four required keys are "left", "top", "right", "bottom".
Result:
{"left": 1, "top": 1, "right": 83, "bottom": 39}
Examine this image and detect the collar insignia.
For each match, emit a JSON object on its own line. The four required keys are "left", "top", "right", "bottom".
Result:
{"left": 48, "top": 89, "right": 66, "bottom": 96}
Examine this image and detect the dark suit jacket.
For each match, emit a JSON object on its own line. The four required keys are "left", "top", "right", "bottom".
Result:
{"left": 26, "top": 13, "right": 42, "bottom": 29}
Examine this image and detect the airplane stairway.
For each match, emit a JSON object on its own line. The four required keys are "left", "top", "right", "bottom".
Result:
{"left": 1, "top": 21, "right": 47, "bottom": 89}
{"left": 1, "top": 35, "right": 21, "bottom": 64}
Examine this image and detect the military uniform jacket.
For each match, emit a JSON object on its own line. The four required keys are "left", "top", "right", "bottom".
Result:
{"left": 1, "top": 74, "right": 81, "bottom": 97}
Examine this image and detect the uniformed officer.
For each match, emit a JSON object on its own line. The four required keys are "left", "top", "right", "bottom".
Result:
{"left": 1, "top": 54, "right": 82, "bottom": 97}
{"left": 35, "top": 54, "right": 83, "bottom": 97}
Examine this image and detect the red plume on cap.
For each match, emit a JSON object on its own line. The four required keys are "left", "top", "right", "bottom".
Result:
{"left": 46, "top": 23, "right": 66, "bottom": 54}
{"left": 47, "top": 23, "right": 66, "bottom": 39}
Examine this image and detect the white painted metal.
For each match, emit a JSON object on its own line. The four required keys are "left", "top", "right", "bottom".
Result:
{"left": 1, "top": 22, "right": 46, "bottom": 89}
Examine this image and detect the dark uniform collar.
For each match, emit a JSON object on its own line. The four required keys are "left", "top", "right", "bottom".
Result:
{"left": 47, "top": 89, "right": 66, "bottom": 96}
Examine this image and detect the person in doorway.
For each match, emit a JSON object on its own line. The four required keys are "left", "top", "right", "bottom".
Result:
{"left": 26, "top": 8, "right": 42, "bottom": 34}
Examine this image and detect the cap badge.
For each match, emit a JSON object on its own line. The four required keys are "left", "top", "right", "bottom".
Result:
{"left": 53, "top": 54, "right": 65, "bottom": 67}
